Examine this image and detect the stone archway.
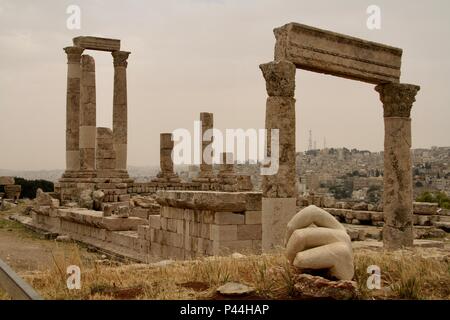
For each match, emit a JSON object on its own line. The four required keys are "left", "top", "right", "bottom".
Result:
{"left": 260, "top": 23, "right": 420, "bottom": 251}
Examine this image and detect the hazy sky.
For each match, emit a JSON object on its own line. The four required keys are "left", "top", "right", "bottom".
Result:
{"left": 0, "top": 0, "right": 449, "bottom": 170}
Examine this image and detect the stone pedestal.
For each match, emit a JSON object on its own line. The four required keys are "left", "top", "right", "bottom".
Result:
{"left": 79, "top": 55, "right": 97, "bottom": 171}
{"left": 64, "top": 46, "right": 84, "bottom": 171}
{"left": 262, "top": 198, "right": 296, "bottom": 251}
{"left": 112, "top": 51, "right": 130, "bottom": 171}
{"left": 260, "top": 60, "right": 297, "bottom": 252}
{"left": 4, "top": 185, "right": 21, "bottom": 200}
{"left": 376, "top": 83, "right": 420, "bottom": 250}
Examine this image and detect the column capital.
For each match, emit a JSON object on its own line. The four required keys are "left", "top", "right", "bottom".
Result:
{"left": 375, "top": 83, "right": 420, "bottom": 118}
{"left": 112, "top": 51, "right": 131, "bottom": 68}
{"left": 260, "top": 60, "right": 296, "bottom": 97}
{"left": 64, "top": 46, "right": 84, "bottom": 64}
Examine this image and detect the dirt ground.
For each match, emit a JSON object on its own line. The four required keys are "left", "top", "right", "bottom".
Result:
{"left": 0, "top": 218, "right": 102, "bottom": 273}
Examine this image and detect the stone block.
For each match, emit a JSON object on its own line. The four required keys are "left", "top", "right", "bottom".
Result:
{"left": 150, "top": 242, "right": 162, "bottom": 257}
{"left": 245, "top": 211, "right": 262, "bottom": 225}
{"left": 210, "top": 225, "right": 238, "bottom": 241}
{"left": 413, "top": 202, "right": 438, "bottom": 215}
{"left": 118, "top": 194, "right": 130, "bottom": 202}
{"left": 131, "top": 208, "right": 148, "bottom": 219}
{"left": 167, "top": 232, "right": 184, "bottom": 248}
{"left": 237, "top": 224, "right": 262, "bottom": 240}
{"left": 214, "top": 212, "right": 245, "bottom": 225}
{"left": 176, "top": 219, "right": 184, "bottom": 234}
{"left": 245, "top": 193, "right": 263, "bottom": 211}
{"left": 189, "top": 222, "right": 200, "bottom": 237}
{"left": 354, "top": 211, "right": 371, "bottom": 221}
{"left": 166, "top": 218, "right": 177, "bottom": 232}
{"left": 160, "top": 217, "right": 168, "bottom": 230}
{"left": 148, "top": 215, "right": 161, "bottom": 229}
{"left": 371, "top": 212, "right": 384, "bottom": 222}
{"left": 0, "top": 176, "right": 14, "bottom": 185}
{"left": 201, "top": 223, "right": 211, "bottom": 239}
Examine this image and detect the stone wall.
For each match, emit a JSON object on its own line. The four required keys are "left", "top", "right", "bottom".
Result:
{"left": 31, "top": 204, "right": 150, "bottom": 261}
{"left": 143, "top": 191, "right": 263, "bottom": 260}
{"left": 30, "top": 190, "right": 263, "bottom": 262}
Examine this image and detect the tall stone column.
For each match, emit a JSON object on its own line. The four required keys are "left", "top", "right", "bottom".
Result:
{"left": 112, "top": 51, "right": 131, "bottom": 171}
{"left": 260, "top": 60, "right": 297, "bottom": 252}
{"left": 79, "top": 55, "right": 97, "bottom": 171}
{"left": 199, "top": 112, "right": 214, "bottom": 178}
{"left": 64, "top": 46, "right": 84, "bottom": 171}
{"left": 375, "top": 83, "right": 420, "bottom": 249}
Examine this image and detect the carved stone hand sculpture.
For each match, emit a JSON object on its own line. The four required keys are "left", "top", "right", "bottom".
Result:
{"left": 285, "top": 205, "right": 354, "bottom": 280}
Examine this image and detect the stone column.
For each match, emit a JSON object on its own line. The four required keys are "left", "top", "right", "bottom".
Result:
{"left": 375, "top": 83, "right": 420, "bottom": 249}
{"left": 79, "top": 55, "right": 97, "bottom": 171}
{"left": 260, "top": 60, "right": 297, "bottom": 252}
{"left": 112, "top": 51, "right": 131, "bottom": 171}
{"left": 199, "top": 112, "right": 214, "bottom": 178}
{"left": 64, "top": 46, "right": 84, "bottom": 171}
{"left": 154, "top": 133, "right": 180, "bottom": 182}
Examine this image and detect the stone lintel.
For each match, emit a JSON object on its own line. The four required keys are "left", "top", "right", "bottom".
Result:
{"left": 73, "top": 36, "right": 120, "bottom": 52}
{"left": 274, "top": 22, "right": 402, "bottom": 84}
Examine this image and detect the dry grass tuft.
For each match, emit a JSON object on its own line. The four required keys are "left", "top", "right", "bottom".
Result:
{"left": 354, "top": 249, "right": 450, "bottom": 300}
{"left": 1, "top": 243, "right": 448, "bottom": 300}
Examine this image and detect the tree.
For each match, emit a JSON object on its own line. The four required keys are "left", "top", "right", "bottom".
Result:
{"left": 13, "top": 177, "right": 54, "bottom": 199}
{"left": 416, "top": 191, "right": 450, "bottom": 209}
